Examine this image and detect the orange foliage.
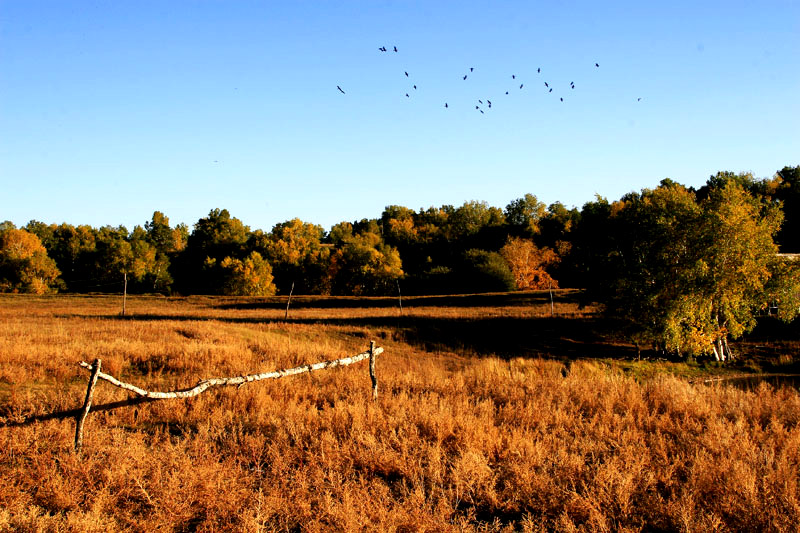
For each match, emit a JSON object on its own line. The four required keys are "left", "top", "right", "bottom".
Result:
{"left": 500, "top": 236, "right": 559, "bottom": 290}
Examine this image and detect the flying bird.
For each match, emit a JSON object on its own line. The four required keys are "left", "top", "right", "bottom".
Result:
{"left": 337, "top": 85, "right": 345, "bottom": 94}
{"left": 413, "top": 85, "right": 417, "bottom": 89}
{"left": 520, "top": 84, "right": 523, "bottom": 89}
{"left": 405, "top": 93, "right": 409, "bottom": 97}
{"left": 405, "top": 71, "right": 408, "bottom": 77}
{"left": 394, "top": 46, "right": 398, "bottom": 52}
{"left": 637, "top": 98, "right": 642, "bottom": 101}
{"left": 463, "top": 75, "right": 468, "bottom": 80}
{"left": 512, "top": 74, "right": 516, "bottom": 79}
{"left": 478, "top": 100, "right": 483, "bottom": 104}
{"left": 544, "top": 82, "right": 549, "bottom": 87}
{"left": 560, "top": 97, "right": 563, "bottom": 102}
{"left": 505, "top": 91, "right": 509, "bottom": 95}
{"left": 379, "top": 46, "right": 387, "bottom": 52}
{"left": 595, "top": 63, "right": 599, "bottom": 67}
{"left": 549, "top": 88, "right": 552, "bottom": 93}
{"left": 537, "top": 68, "right": 541, "bottom": 73}
{"left": 480, "top": 109, "right": 484, "bottom": 114}
{"left": 470, "top": 67, "right": 474, "bottom": 72}
{"left": 444, "top": 103, "right": 448, "bottom": 108}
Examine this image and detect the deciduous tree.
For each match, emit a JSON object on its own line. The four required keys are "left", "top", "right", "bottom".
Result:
{"left": 0, "top": 226, "right": 60, "bottom": 293}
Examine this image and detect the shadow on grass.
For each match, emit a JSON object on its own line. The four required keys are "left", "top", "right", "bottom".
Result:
{"left": 212, "top": 289, "right": 582, "bottom": 310}
{"left": 61, "top": 311, "right": 637, "bottom": 361}
{"left": 0, "top": 396, "right": 158, "bottom": 429}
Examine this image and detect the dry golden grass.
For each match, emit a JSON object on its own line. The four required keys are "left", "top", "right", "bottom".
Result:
{"left": 1, "top": 293, "right": 798, "bottom": 532}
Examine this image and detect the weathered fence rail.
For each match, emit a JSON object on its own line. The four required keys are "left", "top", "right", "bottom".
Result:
{"left": 74, "top": 341, "right": 382, "bottom": 452}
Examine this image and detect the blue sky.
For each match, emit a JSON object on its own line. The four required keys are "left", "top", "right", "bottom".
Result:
{"left": 1, "top": 1, "right": 798, "bottom": 233}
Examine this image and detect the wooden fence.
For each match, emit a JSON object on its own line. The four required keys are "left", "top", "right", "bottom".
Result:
{"left": 74, "top": 341, "right": 382, "bottom": 453}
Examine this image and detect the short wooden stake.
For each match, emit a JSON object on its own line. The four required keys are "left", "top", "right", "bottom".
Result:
{"left": 369, "top": 341, "right": 378, "bottom": 401}
{"left": 397, "top": 280, "right": 403, "bottom": 315}
{"left": 122, "top": 272, "right": 127, "bottom": 316}
{"left": 75, "top": 358, "right": 102, "bottom": 453}
{"left": 284, "top": 281, "right": 294, "bottom": 321}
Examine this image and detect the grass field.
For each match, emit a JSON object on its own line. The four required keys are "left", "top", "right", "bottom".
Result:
{"left": 1, "top": 292, "right": 799, "bottom": 532}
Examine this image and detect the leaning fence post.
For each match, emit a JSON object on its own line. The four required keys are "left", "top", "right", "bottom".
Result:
{"left": 369, "top": 341, "right": 378, "bottom": 401}
{"left": 75, "top": 358, "right": 102, "bottom": 453}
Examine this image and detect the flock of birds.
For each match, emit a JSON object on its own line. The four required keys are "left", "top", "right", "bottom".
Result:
{"left": 336, "top": 45, "right": 642, "bottom": 113}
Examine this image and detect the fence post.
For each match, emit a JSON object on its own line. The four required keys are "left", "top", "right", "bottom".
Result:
{"left": 75, "top": 358, "right": 102, "bottom": 453}
{"left": 369, "top": 341, "right": 378, "bottom": 401}
{"left": 284, "top": 281, "right": 294, "bottom": 321}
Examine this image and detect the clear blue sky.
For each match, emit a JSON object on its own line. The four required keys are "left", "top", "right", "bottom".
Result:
{"left": 2, "top": 1, "right": 798, "bottom": 233}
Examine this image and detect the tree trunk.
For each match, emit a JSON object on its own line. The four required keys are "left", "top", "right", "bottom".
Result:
{"left": 723, "top": 336, "right": 733, "bottom": 360}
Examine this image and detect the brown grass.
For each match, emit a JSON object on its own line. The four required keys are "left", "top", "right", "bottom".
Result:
{"left": 0, "top": 292, "right": 799, "bottom": 532}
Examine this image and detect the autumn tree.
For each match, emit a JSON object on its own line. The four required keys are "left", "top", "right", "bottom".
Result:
{"left": 0, "top": 225, "right": 60, "bottom": 294}
{"left": 255, "top": 218, "right": 331, "bottom": 294}
{"left": 212, "top": 251, "right": 276, "bottom": 296}
{"left": 500, "top": 237, "right": 560, "bottom": 290}
{"left": 693, "top": 180, "right": 789, "bottom": 359}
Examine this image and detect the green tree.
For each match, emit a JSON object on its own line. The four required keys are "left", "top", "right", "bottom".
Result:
{"left": 330, "top": 231, "right": 403, "bottom": 295}
{"left": 458, "top": 249, "right": 516, "bottom": 293}
{"left": 584, "top": 180, "right": 793, "bottom": 359}
{"left": 174, "top": 209, "right": 249, "bottom": 294}
{"left": 0, "top": 227, "right": 61, "bottom": 294}
{"left": 505, "top": 194, "right": 547, "bottom": 236}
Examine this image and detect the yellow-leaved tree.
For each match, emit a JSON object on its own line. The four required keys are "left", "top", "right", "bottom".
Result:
{"left": 217, "top": 252, "right": 276, "bottom": 296}
{"left": 0, "top": 224, "right": 61, "bottom": 294}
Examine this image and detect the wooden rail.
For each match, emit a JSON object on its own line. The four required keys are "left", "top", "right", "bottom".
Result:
{"left": 74, "top": 343, "right": 382, "bottom": 452}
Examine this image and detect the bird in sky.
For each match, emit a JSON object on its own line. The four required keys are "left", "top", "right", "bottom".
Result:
{"left": 444, "top": 103, "right": 448, "bottom": 108}
{"left": 478, "top": 100, "right": 483, "bottom": 104}
{"left": 512, "top": 74, "right": 516, "bottom": 79}
{"left": 463, "top": 75, "right": 468, "bottom": 80}
{"left": 480, "top": 109, "right": 484, "bottom": 114}
{"left": 337, "top": 85, "right": 345, "bottom": 94}
{"left": 595, "top": 63, "right": 599, "bottom": 67}
{"left": 537, "top": 68, "right": 541, "bottom": 73}
{"left": 379, "top": 46, "right": 387, "bottom": 52}
{"left": 638, "top": 98, "right": 642, "bottom": 101}
{"left": 549, "top": 88, "right": 553, "bottom": 93}
{"left": 405, "top": 93, "right": 409, "bottom": 97}
{"left": 560, "top": 97, "right": 563, "bottom": 102}
{"left": 545, "top": 82, "right": 549, "bottom": 88}
{"left": 520, "top": 84, "right": 523, "bottom": 89}
{"left": 405, "top": 71, "right": 408, "bottom": 77}
{"left": 470, "top": 67, "right": 474, "bottom": 72}
{"left": 413, "top": 85, "right": 417, "bottom": 89}
{"left": 394, "top": 46, "right": 398, "bottom": 52}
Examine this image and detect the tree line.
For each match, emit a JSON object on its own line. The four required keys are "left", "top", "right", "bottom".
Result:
{"left": 2, "top": 165, "right": 799, "bottom": 359}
